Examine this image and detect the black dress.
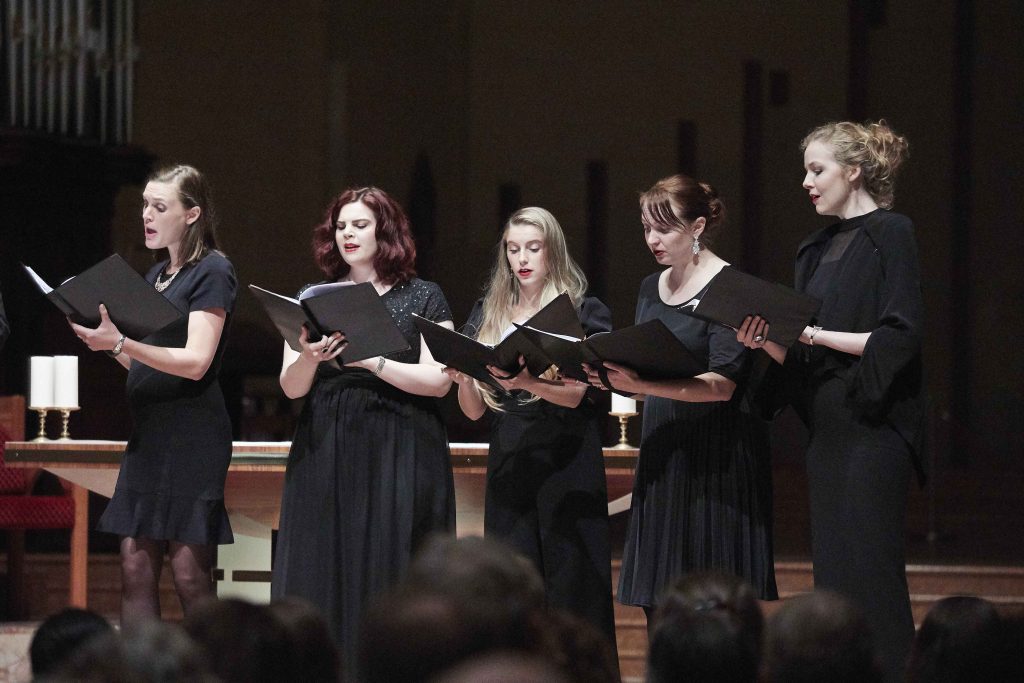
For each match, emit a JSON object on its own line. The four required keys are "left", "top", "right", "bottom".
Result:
{"left": 464, "top": 297, "right": 618, "bottom": 649}
{"left": 97, "top": 252, "right": 237, "bottom": 545}
{"left": 783, "top": 209, "right": 923, "bottom": 681}
{"left": 617, "top": 271, "right": 776, "bottom": 607}
{"left": 272, "top": 278, "right": 456, "bottom": 675}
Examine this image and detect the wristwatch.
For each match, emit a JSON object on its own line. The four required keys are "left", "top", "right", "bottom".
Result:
{"left": 108, "top": 334, "right": 127, "bottom": 357}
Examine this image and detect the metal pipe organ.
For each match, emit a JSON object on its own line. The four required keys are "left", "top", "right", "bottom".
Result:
{"left": 2, "top": 0, "right": 137, "bottom": 143}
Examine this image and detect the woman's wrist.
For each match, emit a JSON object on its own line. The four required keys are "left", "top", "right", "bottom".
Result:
{"left": 807, "top": 326, "right": 823, "bottom": 347}
{"left": 105, "top": 334, "right": 128, "bottom": 358}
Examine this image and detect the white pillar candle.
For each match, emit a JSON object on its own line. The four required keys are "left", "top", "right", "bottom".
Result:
{"left": 30, "top": 356, "right": 55, "bottom": 408}
{"left": 611, "top": 394, "right": 636, "bottom": 415}
{"left": 53, "top": 355, "right": 79, "bottom": 408}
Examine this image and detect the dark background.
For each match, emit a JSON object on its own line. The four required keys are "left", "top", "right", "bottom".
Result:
{"left": 1, "top": 1, "right": 1021, "bottom": 562}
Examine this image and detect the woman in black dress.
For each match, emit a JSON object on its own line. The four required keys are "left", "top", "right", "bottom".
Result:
{"left": 271, "top": 186, "right": 455, "bottom": 676}
{"left": 739, "top": 121, "right": 922, "bottom": 680}
{"left": 586, "top": 175, "right": 776, "bottom": 626}
{"left": 444, "top": 206, "right": 618, "bottom": 652}
{"left": 71, "top": 165, "right": 236, "bottom": 628}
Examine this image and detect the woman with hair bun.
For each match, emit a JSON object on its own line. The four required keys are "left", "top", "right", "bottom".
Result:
{"left": 587, "top": 174, "right": 777, "bottom": 628}
{"left": 739, "top": 120, "right": 923, "bottom": 680}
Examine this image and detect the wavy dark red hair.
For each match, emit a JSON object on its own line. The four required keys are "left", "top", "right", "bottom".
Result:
{"left": 312, "top": 186, "right": 417, "bottom": 285}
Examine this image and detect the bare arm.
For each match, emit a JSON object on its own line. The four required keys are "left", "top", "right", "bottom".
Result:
{"left": 487, "top": 357, "right": 587, "bottom": 409}
{"left": 71, "top": 304, "right": 225, "bottom": 381}
{"left": 737, "top": 315, "right": 869, "bottom": 363}
{"left": 585, "top": 360, "right": 736, "bottom": 403}
{"left": 799, "top": 326, "right": 870, "bottom": 356}
{"left": 444, "top": 369, "right": 488, "bottom": 421}
{"left": 345, "top": 321, "right": 455, "bottom": 398}
{"left": 279, "top": 326, "right": 346, "bottom": 399}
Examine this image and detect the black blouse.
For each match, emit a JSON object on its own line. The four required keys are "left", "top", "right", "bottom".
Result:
{"left": 774, "top": 209, "right": 926, "bottom": 477}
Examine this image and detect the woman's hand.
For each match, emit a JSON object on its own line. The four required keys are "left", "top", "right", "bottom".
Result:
{"left": 738, "top": 315, "right": 787, "bottom": 365}
{"left": 737, "top": 315, "right": 770, "bottom": 349}
{"left": 584, "top": 360, "right": 644, "bottom": 395}
{"left": 69, "top": 304, "right": 123, "bottom": 352}
{"left": 486, "top": 356, "right": 534, "bottom": 392}
{"left": 443, "top": 368, "right": 474, "bottom": 385}
{"left": 299, "top": 325, "right": 346, "bottom": 364}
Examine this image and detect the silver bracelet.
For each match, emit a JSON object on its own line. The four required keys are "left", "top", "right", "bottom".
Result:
{"left": 808, "top": 326, "right": 823, "bottom": 346}
{"left": 373, "top": 356, "right": 386, "bottom": 376}
{"left": 107, "top": 334, "right": 127, "bottom": 357}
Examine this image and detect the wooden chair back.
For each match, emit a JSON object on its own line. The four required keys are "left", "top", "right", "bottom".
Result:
{"left": 0, "top": 395, "right": 26, "bottom": 441}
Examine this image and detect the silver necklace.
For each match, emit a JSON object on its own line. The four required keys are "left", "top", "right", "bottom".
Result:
{"left": 154, "top": 266, "right": 181, "bottom": 292}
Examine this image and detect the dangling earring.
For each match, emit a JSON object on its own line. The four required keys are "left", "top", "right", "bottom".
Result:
{"left": 691, "top": 235, "right": 701, "bottom": 255}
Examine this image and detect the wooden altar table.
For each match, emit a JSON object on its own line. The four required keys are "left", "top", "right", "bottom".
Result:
{"left": 3, "top": 440, "right": 637, "bottom": 607}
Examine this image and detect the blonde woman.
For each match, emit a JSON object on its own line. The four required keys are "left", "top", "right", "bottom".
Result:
{"left": 445, "top": 207, "right": 617, "bottom": 653}
{"left": 739, "top": 120, "right": 923, "bottom": 680}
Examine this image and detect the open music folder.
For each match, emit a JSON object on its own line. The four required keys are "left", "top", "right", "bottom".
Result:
{"left": 23, "top": 254, "right": 184, "bottom": 340}
{"left": 679, "top": 266, "right": 821, "bottom": 348}
{"left": 514, "top": 318, "right": 706, "bottom": 384}
{"left": 249, "top": 282, "right": 410, "bottom": 364}
{"left": 414, "top": 292, "right": 583, "bottom": 392}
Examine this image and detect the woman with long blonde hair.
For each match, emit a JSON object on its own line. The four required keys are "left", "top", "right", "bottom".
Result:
{"left": 445, "top": 206, "right": 618, "bottom": 657}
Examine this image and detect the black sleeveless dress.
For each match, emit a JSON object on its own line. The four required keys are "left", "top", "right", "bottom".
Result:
{"left": 97, "top": 252, "right": 237, "bottom": 545}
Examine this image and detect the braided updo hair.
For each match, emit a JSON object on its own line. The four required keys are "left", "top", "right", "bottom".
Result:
{"left": 640, "top": 174, "right": 725, "bottom": 246}
{"left": 801, "top": 120, "right": 909, "bottom": 209}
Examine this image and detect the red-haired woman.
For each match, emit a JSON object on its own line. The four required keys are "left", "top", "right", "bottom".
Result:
{"left": 271, "top": 187, "right": 455, "bottom": 673}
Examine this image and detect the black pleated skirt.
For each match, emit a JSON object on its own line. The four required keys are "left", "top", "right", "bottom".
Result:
{"left": 617, "top": 396, "right": 776, "bottom": 606}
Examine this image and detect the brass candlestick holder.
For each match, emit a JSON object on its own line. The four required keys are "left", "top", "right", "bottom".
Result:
{"left": 56, "top": 407, "right": 80, "bottom": 441}
{"left": 609, "top": 411, "right": 638, "bottom": 450}
{"left": 29, "top": 407, "right": 51, "bottom": 441}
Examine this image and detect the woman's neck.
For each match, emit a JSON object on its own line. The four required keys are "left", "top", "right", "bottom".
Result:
{"left": 165, "top": 246, "right": 183, "bottom": 273}
{"left": 516, "top": 283, "right": 545, "bottom": 313}
{"left": 661, "top": 249, "right": 726, "bottom": 305}
{"left": 838, "top": 189, "right": 879, "bottom": 220}
{"left": 344, "top": 264, "right": 388, "bottom": 293}
{"left": 666, "top": 254, "right": 702, "bottom": 288}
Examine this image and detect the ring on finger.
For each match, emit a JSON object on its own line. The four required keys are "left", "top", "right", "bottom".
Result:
{"left": 754, "top": 334, "right": 765, "bottom": 343}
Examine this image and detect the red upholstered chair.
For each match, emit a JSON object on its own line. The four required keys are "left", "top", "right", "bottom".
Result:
{"left": 0, "top": 395, "right": 76, "bottom": 619}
